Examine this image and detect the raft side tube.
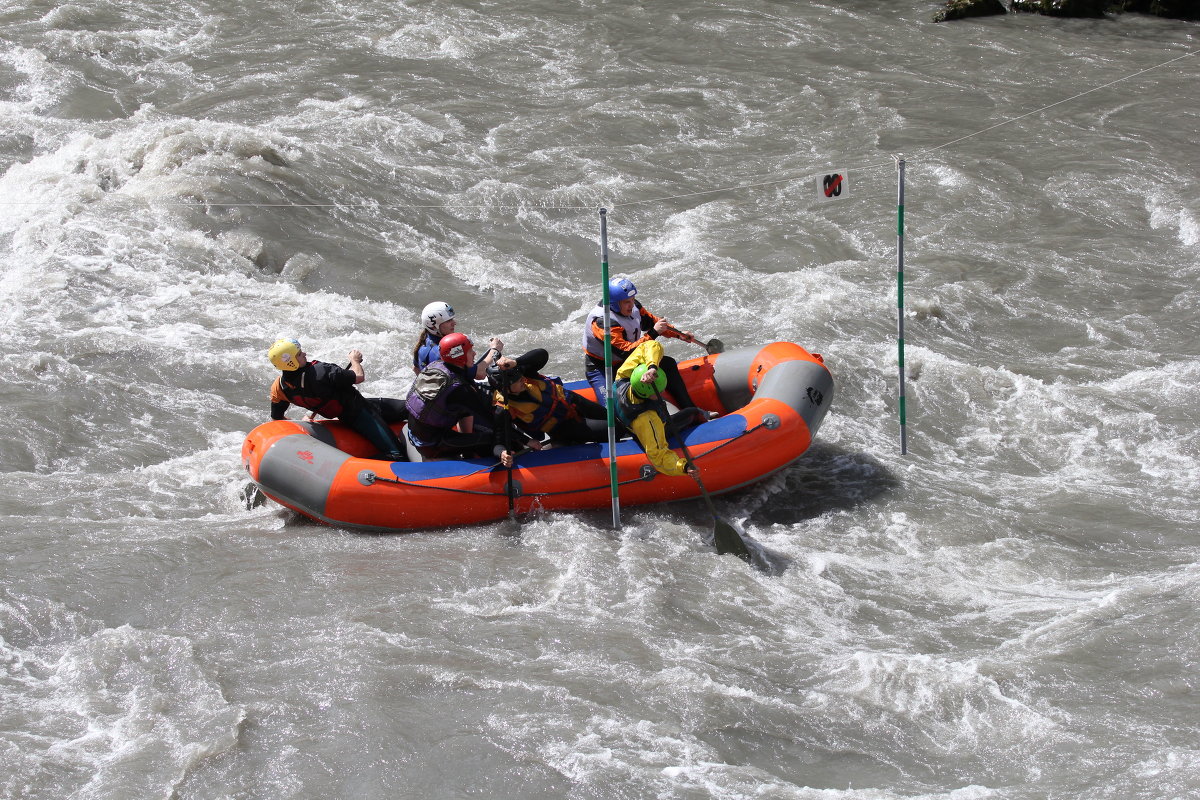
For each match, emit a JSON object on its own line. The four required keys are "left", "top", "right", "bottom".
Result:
{"left": 257, "top": 433, "right": 351, "bottom": 518}
{"left": 753, "top": 359, "right": 834, "bottom": 437}
{"left": 711, "top": 347, "right": 759, "bottom": 413}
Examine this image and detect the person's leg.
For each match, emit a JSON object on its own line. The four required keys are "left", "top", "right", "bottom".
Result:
{"left": 659, "top": 355, "right": 697, "bottom": 410}
{"left": 437, "top": 429, "right": 496, "bottom": 460}
{"left": 545, "top": 416, "right": 609, "bottom": 445}
{"left": 664, "top": 407, "right": 706, "bottom": 439}
{"left": 585, "top": 368, "right": 609, "bottom": 408}
{"left": 567, "top": 392, "right": 607, "bottom": 420}
{"left": 514, "top": 348, "right": 549, "bottom": 377}
{"left": 346, "top": 405, "right": 407, "bottom": 460}
{"left": 367, "top": 397, "right": 408, "bottom": 423}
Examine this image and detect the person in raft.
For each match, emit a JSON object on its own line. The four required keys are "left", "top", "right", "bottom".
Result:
{"left": 406, "top": 332, "right": 538, "bottom": 465}
{"left": 268, "top": 338, "right": 408, "bottom": 461}
{"left": 487, "top": 355, "right": 626, "bottom": 446}
{"left": 582, "top": 277, "right": 701, "bottom": 408}
{"left": 612, "top": 339, "right": 707, "bottom": 478}
{"left": 411, "top": 300, "right": 504, "bottom": 379}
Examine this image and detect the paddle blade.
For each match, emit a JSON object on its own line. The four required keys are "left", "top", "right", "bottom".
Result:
{"left": 713, "top": 517, "right": 751, "bottom": 561}
{"left": 705, "top": 338, "right": 725, "bottom": 355}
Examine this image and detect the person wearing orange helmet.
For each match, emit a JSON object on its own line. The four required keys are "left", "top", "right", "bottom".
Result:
{"left": 267, "top": 338, "right": 407, "bottom": 461}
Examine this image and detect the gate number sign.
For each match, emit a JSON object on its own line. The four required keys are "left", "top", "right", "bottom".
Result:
{"left": 818, "top": 171, "right": 848, "bottom": 201}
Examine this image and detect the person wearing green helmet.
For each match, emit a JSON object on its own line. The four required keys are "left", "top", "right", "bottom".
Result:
{"left": 267, "top": 338, "right": 408, "bottom": 461}
{"left": 611, "top": 340, "right": 705, "bottom": 478}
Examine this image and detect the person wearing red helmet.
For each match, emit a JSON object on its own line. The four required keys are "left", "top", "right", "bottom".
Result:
{"left": 405, "top": 332, "right": 530, "bottom": 461}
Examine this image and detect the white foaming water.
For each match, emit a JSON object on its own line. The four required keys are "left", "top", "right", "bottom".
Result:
{"left": 1, "top": 1, "right": 1198, "bottom": 798}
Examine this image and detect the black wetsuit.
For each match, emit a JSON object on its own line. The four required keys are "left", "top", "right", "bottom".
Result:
{"left": 271, "top": 360, "right": 407, "bottom": 460}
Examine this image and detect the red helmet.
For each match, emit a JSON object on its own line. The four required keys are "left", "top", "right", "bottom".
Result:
{"left": 438, "top": 332, "right": 473, "bottom": 367}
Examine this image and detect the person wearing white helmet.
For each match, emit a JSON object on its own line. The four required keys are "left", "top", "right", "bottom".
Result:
{"left": 268, "top": 338, "right": 408, "bottom": 461}
{"left": 410, "top": 300, "right": 504, "bottom": 379}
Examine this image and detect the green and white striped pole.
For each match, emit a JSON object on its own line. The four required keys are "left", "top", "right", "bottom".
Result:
{"left": 599, "top": 208, "right": 621, "bottom": 528}
{"left": 895, "top": 157, "right": 908, "bottom": 455}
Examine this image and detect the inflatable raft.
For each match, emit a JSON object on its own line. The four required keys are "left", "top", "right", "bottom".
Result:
{"left": 240, "top": 341, "right": 833, "bottom": 531}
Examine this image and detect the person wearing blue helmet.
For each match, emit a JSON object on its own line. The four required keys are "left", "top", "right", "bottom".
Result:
{"left": 581, "top": 276, "right": 700, "bottom": 408}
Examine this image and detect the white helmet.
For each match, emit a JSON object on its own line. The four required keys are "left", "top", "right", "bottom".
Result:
{"left": 421, "top": 301, "right": 455, "bottom": 335}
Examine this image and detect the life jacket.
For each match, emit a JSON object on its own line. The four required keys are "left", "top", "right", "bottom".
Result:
{"left": 612, "top": 378, "right": 666, "bottom": 428}
{"left": 497, "top": 376, "right": 576, "bottom": 434}
{"left": 582, "top": 302, "right": 645, "bottom": 368}
{"left": 405, "top": 360, "right": 468, "bottom": 445}
{"left": 276, "top": 360, "right": 362, "bottom": 419}
{"left": 413, "top": 333, "right": 442, "bottom": 372}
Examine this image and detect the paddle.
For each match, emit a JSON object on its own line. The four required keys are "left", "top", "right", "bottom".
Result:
{"left": 500, "top": 410, "right": 517, "bottom": 519}
{"left": 654, "top": 389, "right": 750, "bottom": 561}
{"left": 663, "top": 324, "right": 724, "bottom": 355}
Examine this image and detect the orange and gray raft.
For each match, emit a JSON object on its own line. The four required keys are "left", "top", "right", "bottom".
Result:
{"left": 240, "top": 341, "right": 833, "bottom": 531}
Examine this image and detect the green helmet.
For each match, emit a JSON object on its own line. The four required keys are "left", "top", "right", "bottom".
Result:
{"left": 629, "top": 363, "right": 667, "bottom": 399}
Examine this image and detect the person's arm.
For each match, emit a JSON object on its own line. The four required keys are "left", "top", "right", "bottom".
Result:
{"left": 615, "top": 340, "right": 664, "bottom": 381}
{"left": 347, "top": 349, "right": 365, "bottom": 384}
{"left": 473, "top": 337, "right": 504, "bottom": 380}
{"left": 269, "top": 378, "right": 290, "bottom": 420}
{"left": 494, "top": 408, "right": 541, "bottom": 468}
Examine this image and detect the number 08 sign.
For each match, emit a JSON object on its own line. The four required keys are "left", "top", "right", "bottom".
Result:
{"left": 818, "top": 171, "right": 848, "bottom": 201}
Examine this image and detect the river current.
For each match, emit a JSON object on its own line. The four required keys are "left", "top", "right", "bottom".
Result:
{"left": 1, "top": 2, "right": 1198, "bottom": 798}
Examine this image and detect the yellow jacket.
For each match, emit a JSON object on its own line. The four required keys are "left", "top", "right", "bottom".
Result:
{"left": 614, "top": 341, "right": 689, "bottom": 477}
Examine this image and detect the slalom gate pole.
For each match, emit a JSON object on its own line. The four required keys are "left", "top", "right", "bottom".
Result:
{"left": 895, "top": 157, "right": 908, "bottom": 455}
{"left": 599, "top": 208, "right": 621, "bottom": 529}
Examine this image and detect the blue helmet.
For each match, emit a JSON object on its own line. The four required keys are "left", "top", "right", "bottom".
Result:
{"left": 607, "top": 277, "right": 637, "bottom": 314}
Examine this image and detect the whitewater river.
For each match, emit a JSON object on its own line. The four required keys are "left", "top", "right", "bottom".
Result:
{"left": 2, "top": 2, "right": 1197, "bottom": 798}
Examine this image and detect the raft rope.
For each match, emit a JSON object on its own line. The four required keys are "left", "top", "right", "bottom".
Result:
{"left": 364, "top": 419, "right": 769, "bottom": 499}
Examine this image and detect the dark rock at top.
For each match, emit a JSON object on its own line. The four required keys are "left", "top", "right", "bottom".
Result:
{"left": 934, "top": 0, "right": 1200, "bottom": 20}
{"left": 934, "top": 0, "right": 1008, "bottom": 22}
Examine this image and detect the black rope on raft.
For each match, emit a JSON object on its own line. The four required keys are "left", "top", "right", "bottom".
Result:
{"left": 368, "top": 471, "right": 650, "bottom": 498}
{"left": 366, "top": 419, "right": 771, "bottom": 498}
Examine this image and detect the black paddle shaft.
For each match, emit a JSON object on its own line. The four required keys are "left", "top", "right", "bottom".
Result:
{"left": 652, "top": 389, "right": 750, "bottom": 561}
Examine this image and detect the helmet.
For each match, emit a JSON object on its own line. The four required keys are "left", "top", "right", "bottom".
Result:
{"left": 421, "top": 301, "right": 455, "bottom": 335}
{"left": 629, "top": 363, "right": 667, "bottom": 399}
{"left": 438, "top": 332, "right": 473, "bottom": 367}
{"left": 486, "top": 361, "right": 523, "bottom": 392}
{"left": 607, "top": 277, "right": 637, "bottom": 313}
{"left": 268, "top": 338, "right": 303, "bottom": 371}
